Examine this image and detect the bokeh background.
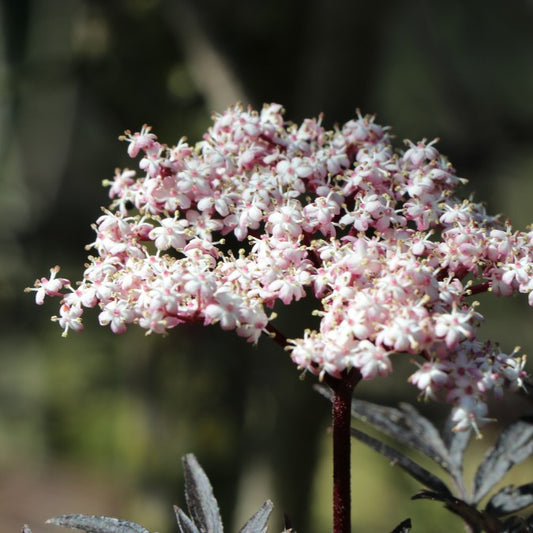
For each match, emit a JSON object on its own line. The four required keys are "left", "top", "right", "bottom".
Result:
{"left": 3, "top": 0, "right": 533, "bottom": 531}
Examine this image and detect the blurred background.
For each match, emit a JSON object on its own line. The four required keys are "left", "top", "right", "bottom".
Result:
{"left": 2, "top": 0, "right": 533, "bottom": 531}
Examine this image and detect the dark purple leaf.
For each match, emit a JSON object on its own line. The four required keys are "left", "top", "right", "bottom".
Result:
{"left": 389, "top": 518, "right": 411, "bottom": 533}
{"left": 282, "top": 514, "right": 295, "bottom": 531}
{"left": 173, "top": 506, "right": 200, "bottom": 533}
{"left": 443, "top": 414, "right": 472, "bottom": 481}
{"left": 315, "top": 386, "right": 454, "bottom": 474}
{"left": 239, "top": 500, "right": 273, "bottom": 533}
{"left": 45, "top": 515, "right": 149, "bottom": 533}
{"left": 486, "top": 482, "right": 533, "bottom": 517}
{"left": 500, "top": 515, "right": 533, "bottom": 533}
{"left": 413, "top": 490, "right": 502, "bottom": 533}
{"left": 440, "top": 414, "right": 473, "bottom": 502}
{"left": 182, "top": 454, "right": 223, "bottom": 533}
{"left": 351, "top": 427, "right": 452, "bottom": 496}
{"left": 473, "top": 418, "right": 533, "bottom": 504}
{"left": 397, "top": 403, "right": 452, "bottom": 469}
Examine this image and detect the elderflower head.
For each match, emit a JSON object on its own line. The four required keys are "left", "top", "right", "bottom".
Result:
{"left": 27, "top": 103, "right": 531, "bottom": 432}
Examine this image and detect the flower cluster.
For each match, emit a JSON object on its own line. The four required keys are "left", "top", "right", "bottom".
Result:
{"left": 28, "top": 103, "right": 530, "bottom": 431}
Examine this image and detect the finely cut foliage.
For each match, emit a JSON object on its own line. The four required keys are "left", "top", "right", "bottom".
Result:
{"left": 26, "top": 451, "right": 418, "bottom": 533}
{"left": 316, "top": 388, "right": 533, "bottom": 533}
{"left": 32, "top": 455, "right": 274, "bottom": 533}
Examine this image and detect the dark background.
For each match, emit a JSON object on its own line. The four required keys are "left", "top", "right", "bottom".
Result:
{"left": 3, "top": 1, "right": 533, "bottom": 532}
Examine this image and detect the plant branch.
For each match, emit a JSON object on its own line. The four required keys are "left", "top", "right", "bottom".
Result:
{"left": 264, "top": 323, "right": 289, "bottom": 349}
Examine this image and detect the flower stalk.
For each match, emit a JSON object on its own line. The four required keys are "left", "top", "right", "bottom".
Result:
{"left": 326, "top": 369, "right": 362, "bottom": 533}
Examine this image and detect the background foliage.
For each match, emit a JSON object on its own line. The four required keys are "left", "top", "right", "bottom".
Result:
{"left": 2, "top": 1, "right": 533, "bottom": 531}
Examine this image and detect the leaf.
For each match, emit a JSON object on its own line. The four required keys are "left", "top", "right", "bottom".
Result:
{"left": 413, "top": 490, "right": 502, "bottom": 533}
{"left": 443, "top": 414, "right": 472, "bottom": 482}
{"left": 500, "top": 515, "right": 533, "bottom": 533}
{"left": 485, "top": 482, "right": 533, "bottom": 517}
{"left": 389, "top": 518, "right": 411, "bottom": 533}
{"left": 351, "top": 427, "right": 452, "bottom": 496}
{"left": 396, "top": 403, "right": 452, "bottom": 472}
{"left": 473, "top": 417, "right": 533, "bottom": 504}
{"left": 239, "top": 500, "right": 274, "bottom": 533}
{"left": 282, "top": 514, "right": 295, "bottom": 532}
{"left": 173, "top": 506, "right": 200, "bottom": 533}
{"left": 45, "top": 515, "right": 149, "bottom": 533}
{"left": 182, "top": 453, "right": 224, "bottom": 533}
{"left": 441, "top": 414, "right": 473, "bottom": 501}
{"left": 315, "top": 386, "right": 454, "bottom": 475}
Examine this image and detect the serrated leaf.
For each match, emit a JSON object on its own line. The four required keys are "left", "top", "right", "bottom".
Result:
{"left": 441, "top": 414, "right": 473, "bottom": 502}
{"left": 473, "top": 417, "right": 533, "bottom": 504}
{"left": 412, "top": 490, "right": 502, "bottom": 532}
{"left": 182, "top": 454, "right": 223, "bottom": 533}
{"left": 315, "top": 386, "right": 454, "bottom": 475}
{"left": 397, "top": 403, "right": 452, "bottom": 470}
{"left": 46, "top": 515, "right": 149, "bottom": 533}
{"left": 239, "top": 500, "right": 273, "bottom": 533}
{"left": 389, "top": 518, "right": 411, "bottom": 533}
{"left": 351, "top": 427, "right": 452, "bottom": 496}
{"left": 173, "top": 506, "right": 201, "bottom": 533}
{"left": 485, "top": 482, "right": 533, "bottom": 517}
{"left": 443, "top": 413, "right": 472, "bottom": 480}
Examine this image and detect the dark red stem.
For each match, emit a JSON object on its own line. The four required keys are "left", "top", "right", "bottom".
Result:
{"left": 468, "top": 281, "right": 490, "bottom": 295}
{"left": 325, "top": 369, "right": 362, "bottom": 533}
{"left": 265, "top": 322, "right": 362, "bottom": 532}
{"left": 264, "top": 323, "right": 289, "bottom": 348}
